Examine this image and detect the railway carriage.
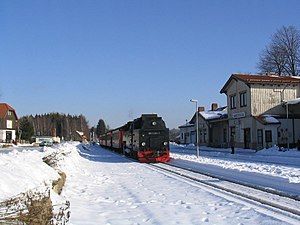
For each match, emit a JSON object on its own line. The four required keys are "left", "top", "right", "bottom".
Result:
{"left": 99, "top": 114, "right": 170, "bottom": 163}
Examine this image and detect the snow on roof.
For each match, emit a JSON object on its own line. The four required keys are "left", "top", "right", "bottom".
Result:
{"left": 256, "top": 115, "right": 280, "bottom": 125}
{"left": 188, "top": 106, "right": 228, "bottom": 124}
{"left": 178, "top": 122, "right": 194, "bottom": 128}
{"left": 284, "top": 98, "right": 300, "bottom": 105}
{"left": 263, "top": 115, "right": 280, "bottom": 124}
{"left": 200, "top": 107, "right": 227, "bottom": 120}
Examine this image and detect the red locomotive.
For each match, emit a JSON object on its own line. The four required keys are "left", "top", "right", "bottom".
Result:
{"left": 99, "top": 114, "right": 170, "bottom": 163}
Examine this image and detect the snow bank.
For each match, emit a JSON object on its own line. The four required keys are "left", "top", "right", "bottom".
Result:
{"left": 0, "top": 147, "right": 60, "bottom": 201}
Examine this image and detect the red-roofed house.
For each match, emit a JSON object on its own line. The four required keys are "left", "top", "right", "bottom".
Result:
{"left": 220, "top": 73, "right": 300, "bottom": 149}
{"left": 0, "top": 103, "right": 18, "bottom": 143}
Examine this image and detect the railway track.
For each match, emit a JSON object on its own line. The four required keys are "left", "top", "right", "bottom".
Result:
{"left": 144, "top": 162, "right": 300, "bottom": 225}
{"left": 95, "top": 145, "right": 300, "bottom": 223}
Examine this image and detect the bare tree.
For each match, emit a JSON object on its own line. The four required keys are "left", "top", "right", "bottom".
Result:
{"left": 258, "top": 43, "right": 286, "bottom": 75}
{"left": 258, "top": 26, "right": 300, "bottom": 76}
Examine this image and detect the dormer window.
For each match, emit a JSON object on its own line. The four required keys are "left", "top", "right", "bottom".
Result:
{"left": 230, "top": 95, "right": 236, "bottom": 109}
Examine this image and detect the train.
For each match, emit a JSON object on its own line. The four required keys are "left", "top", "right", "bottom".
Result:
{"left": 99, "top": 114, "right": 170, "bottom": 163}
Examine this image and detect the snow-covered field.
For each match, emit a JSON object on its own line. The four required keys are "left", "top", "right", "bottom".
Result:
{"left": 1, "top": 142, "right": 299, "bottom": 224}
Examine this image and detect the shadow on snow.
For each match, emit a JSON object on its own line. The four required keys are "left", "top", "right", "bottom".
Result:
{"left": 77, "top": 144, "right": 132, "bottom": 164}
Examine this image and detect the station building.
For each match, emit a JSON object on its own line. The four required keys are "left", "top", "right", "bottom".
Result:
{"left": 179, "top": 104, "right": 228, "bottom": 148}
{"left": 179, "top": 73, "right": 300, "bottom": 150}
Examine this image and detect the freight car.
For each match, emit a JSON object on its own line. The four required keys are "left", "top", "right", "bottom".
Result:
{"left": 99, "top": 114, "right": 170, "bottom": 163}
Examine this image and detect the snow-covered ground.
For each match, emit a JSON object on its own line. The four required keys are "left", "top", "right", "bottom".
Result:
{"left": 0, "top": 146, "right": 59, "bottom": 201}
{"left": 170, "top": 144, "right": 300, "bottom": 196}
{"left": 1, "top": 142, "right": 299, "bottom": 224}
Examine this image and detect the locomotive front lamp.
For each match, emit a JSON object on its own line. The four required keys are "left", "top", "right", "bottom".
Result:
{"left": 190, "top": 99, "right": 200, "bottom": 158}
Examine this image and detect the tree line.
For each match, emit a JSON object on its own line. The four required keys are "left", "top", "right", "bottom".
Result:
{"left": 19, "top": 113, "right": 90, "bottom": 141}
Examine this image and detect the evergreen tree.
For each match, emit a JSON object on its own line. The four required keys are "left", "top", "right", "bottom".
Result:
{"left": 20, "top": 113, "right": 90, "bottom": 141}
{"left": 19, "top": 117, "right": 34, "bottom": 141}
{"left": 96, "top": 119, "right": 106, "bottom": 136}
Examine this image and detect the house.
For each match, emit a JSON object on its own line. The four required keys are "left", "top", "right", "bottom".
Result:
{"left": 178, "top": 122, "right": 195, "bottom": 144}
{"left": 179, "top": 103, "right": 228, "bottom": 147}
{"left": 220, "top": 73, "right": 300, "bottom": 149}
{"left": 0, "top": 103, "right": 18, "bottom": 143}
{"left": 190, "top": 104, "right": 228, "bottom": 147}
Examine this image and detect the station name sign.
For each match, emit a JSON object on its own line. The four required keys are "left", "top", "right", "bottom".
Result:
{"left": 232, "top": 112, "right": 245, "bottom": 119}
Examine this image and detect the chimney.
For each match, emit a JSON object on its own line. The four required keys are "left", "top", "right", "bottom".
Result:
{"left": 266, "top": 72, "right": 278, "bottom": 77}
{"left": 211, "top": 103, "right": 218, "bottom": 111}
{"left": 198, "top": 106, "right": 205, "bottom": 112}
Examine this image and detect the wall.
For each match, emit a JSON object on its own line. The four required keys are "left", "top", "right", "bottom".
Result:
{"left": 251, "top": 84, "right": 299, "bottom": 116}
{"left": 179, "top": 126, "right": 195, "bottom": 144}
{"left": 226, "top": 79, "right": 251, "bottom": 119}
{"left": 209, "top": 120, "right": 228, "bottom": 148}
{"left": 277, "top": 118, "right": 300, "bottom": 146}
{"left": 0, "top": 130, "right": 16, "bottom": 142}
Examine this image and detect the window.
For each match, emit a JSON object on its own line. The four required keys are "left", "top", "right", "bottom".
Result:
{"left": 240, "top": 92, "right": 247, "bottom": 107}
{"left": 257, "top": 129, "right": 263, "bottom": 145}
{"left": 7, "top": 110, "right": 12, "bottom": 116}
{"left": 265, "top": 130, "right": 272, "bottom": 143}
{"left": 203, "top": 129, "right": 207, "bottom": 143}
{"left": 230, "top": 95, "right": 236, "bottom": 109}
{"left": 7, "top": 120, "right": 12, "bottom": 129}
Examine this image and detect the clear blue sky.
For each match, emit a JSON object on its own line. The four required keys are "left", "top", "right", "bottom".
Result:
{"left": 1, "top": 0, "right": 300, "bottom": 129}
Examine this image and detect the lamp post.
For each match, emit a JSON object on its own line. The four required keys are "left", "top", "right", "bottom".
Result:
{"left": 286, "top": 102, "right": 290, "bottom": 151}
{"left": 190, "top": 99, "right": 199, "bottom": 157}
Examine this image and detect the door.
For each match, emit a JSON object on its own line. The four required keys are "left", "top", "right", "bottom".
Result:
{"left": 265, "top": 130, "right": 272, "bottom": 148}
{"left": 6, "top": 131, "right": 12, "bottom": 143}
{"left": 257, "top": 129, "right": 263, "bottom": 149}
{"left": 244, "top": 128, "right": 251, "bottom": 149}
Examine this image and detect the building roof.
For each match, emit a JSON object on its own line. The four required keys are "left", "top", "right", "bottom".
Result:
{"left": 220, "top": 73, "right": 300, "bottom": 93}
{"left": 255, "top": 115, "right": 280, "bottom": 125}
{"left": 190, "top": 106, "right": 228, "bottom": 123}
{"left": 178, "top": 122, "right": 194, "bottom": 129}
{"left": 0, "top": 103, "right": 18, "bottom": 119}
{"left": 284, "top": 97, "right": 300, "bottom": 105}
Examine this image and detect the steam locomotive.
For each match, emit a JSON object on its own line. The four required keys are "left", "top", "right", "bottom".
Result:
{"left": 99, "top": 114, "right": 170, "bottom": 163}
